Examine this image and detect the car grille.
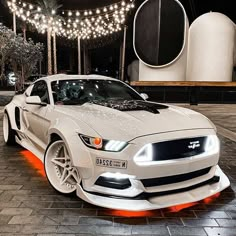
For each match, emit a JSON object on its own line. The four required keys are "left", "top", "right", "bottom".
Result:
{"left": 152, "top": 136, "right": 208, "bottom": 161}
{"left": 141, "top": 167, "right": 212, "bottom": 188}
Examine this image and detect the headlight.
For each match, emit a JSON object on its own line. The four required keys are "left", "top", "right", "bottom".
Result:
{"left": 205, "top": 135, "right": 219, "bottom": 155}
{"left": 79, "top": 134, "right": 127, "bottom": 152}
{"left": 134, "top": 144, "right": 153, "bottom": 163}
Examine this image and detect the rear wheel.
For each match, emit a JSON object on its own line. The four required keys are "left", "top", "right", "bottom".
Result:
{"left": 44, "top": 140, "right": 81, "bottom": 194}
{"left": 3, "top": 112, "right": 16, "bottom": 146}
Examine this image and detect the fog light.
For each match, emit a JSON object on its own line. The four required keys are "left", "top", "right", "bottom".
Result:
{"left": 101, "top": 172, "right": 135, "bottom": 179}
{"left": 95, "top": 172, "right": 133, "bottom": 189}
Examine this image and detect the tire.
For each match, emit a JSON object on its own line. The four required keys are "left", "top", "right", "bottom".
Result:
{"left": 44, "top": 140, "right": 81, "bottom": 195}
{"left": 3, "top": 112, "right": 16, "bottom": 146}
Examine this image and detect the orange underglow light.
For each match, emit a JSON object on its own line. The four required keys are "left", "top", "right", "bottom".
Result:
{"left": 105, "top": 209, "right": 160, "bottom": 218}
{"left": 168, "top": 192, "right": 221, "bottom": 212}
{"left": 203, "top": 192, "right": 221, "bottom": 204}
{"left": 168, "top": 202, "right": 198, "bottom": 212}
{"left": 107, "top": 193, "right": 221, "bottom": 217}
{"left": 20, "top": 150, "right": 46, "bottom": 177}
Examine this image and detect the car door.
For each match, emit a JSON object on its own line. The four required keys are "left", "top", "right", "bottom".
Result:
{"left": 22, "top": 80, "right": 51, "bottom": 148}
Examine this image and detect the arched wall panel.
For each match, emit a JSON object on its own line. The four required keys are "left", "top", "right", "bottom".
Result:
{"left": 134, "top": 0, "right": 186, "bottom": 67}
{"left": 134, "top": 0, "right": 189, "bottom": 81}
{"left": 187, "top": 12, "right": 235, "bottom": 82}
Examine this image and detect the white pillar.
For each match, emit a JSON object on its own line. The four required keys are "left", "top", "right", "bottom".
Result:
{"left": 83, "top": 44, "right": 87, "bottom": 75}
{"left": 78, "top": 36, "right": 81, "bottom": 75}
{"left": 47, "top": 28, "right": 52, "bottom": 75}
{"left": 13, "top": 12, "right": 16, "bottom": 34}
{"left": 53, "top": 32, "right": 57, "bottom": 74}
{"left": 121, "top": 26, "right": 127, "bottom": 81}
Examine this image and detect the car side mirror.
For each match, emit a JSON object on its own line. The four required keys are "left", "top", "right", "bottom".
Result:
{"left": 140, "top": 93, "right": 149, "bottom": 100}
{"left": 26, "top": 96, "right": 47, "bottom": 106}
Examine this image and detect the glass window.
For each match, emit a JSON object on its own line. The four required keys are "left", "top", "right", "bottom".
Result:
{"left": 31, "top": 80, "right": 50, "bottom": 104}
{"left": 51, "top": 79, "right": 142, "bottom": 105}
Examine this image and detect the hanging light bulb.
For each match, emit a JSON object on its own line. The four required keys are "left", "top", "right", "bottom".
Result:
{"left": 6, "top": 0, "right": 135, "bottom": 41}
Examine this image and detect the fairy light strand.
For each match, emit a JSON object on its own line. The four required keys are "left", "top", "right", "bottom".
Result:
{"left": 7, "top": 0, "right": 135, "bottom": 40}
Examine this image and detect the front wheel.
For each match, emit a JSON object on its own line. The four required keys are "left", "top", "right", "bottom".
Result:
{"left": 3, "top": 112, "right": 16, "bottom": 146}
{"left": 44, "top": 140, "right": 81, "bottom": 194}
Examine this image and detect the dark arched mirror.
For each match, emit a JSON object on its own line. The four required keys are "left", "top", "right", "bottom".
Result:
{"left": 134, "top": 0, "right": 186, "bottom": 67}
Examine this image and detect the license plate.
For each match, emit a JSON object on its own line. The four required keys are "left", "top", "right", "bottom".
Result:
{"left": 96, "top": 157, "right": 127, "bottom": 169}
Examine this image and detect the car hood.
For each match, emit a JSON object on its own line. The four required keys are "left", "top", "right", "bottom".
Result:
{"left": 55, "top": 102, "right": 214, "bottom": 142}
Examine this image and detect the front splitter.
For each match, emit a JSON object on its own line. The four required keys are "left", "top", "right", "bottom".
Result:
{"left": 76, "top": 165, "right": 230, "bottom": 211}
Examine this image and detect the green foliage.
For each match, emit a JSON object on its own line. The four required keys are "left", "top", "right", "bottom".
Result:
{"left": 0, "top": 24, "right": 15, "bottom": 81}
{"left": 10, "top": 36, "right": 44, "bottom": 89}
{"left": 0, "top": 23, "right": 44, "bottom": 89}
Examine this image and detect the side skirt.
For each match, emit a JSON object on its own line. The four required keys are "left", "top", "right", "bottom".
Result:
{"left": 16, "top": 133, "right": 45, "bottom": 162}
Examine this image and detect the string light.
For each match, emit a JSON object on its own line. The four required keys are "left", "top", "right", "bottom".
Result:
{"left": 7, "top": 0, "right": 135, "bottom": 40}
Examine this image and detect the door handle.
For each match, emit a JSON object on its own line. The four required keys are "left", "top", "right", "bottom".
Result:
{"left": 22, "top": 107, "right": 29, "bottom": 112}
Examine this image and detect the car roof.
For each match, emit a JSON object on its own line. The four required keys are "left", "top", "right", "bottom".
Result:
{"left": 35, "top": 74, "right": 119, "bottom": 83}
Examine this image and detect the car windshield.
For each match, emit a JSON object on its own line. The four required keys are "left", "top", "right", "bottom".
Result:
{"left": 51, "top": 79, "right": 142, "bottom": 105}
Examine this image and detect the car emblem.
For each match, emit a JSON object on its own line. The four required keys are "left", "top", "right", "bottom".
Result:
{"left": 188, "top": 141, "right": 200, "bottom": 150}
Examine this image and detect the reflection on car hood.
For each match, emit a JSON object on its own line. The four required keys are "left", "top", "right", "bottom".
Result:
{"left": 55, "top": 102, "right": 213, "bottom": 142}
{"left": 90, "top": 100, "right": 168, "bottom": 114}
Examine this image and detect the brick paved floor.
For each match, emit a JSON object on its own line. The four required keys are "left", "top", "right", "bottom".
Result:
{"left": 0, "top": 105, "right": 236, "bottom": 236}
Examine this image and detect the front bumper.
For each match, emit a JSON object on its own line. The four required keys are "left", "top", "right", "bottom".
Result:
{"left": 71, "top": 129, "right": 229, "bottom": 210}
{"left": 76, "top": 165, "right": 229, "bottom": 211}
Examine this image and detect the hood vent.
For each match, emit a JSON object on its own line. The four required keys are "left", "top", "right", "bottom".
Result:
{"left": 91, "top": 100, "right": 168, "bottom": 114}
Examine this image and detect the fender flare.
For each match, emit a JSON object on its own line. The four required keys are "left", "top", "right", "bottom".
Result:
{"left": 47, "top": 118, "right": 97, "bottom": 171}
{"left": 4, "top": 103, "right": 17, "bottom": 130}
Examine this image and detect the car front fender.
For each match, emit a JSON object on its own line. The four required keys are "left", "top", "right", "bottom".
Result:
{"left": 47, "top": 117, "right": 99, "bottom": 178}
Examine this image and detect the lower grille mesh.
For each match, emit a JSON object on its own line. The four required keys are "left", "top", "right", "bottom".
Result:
{"left": 141, "top": 167, "right": 212, "bottom": 187}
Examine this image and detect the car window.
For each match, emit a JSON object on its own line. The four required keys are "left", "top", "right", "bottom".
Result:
{"left": 51, "top": 79, "right": 142, "bottom": 105}
{"left": 30, "top": 80, "right": 50, "bottom": 104}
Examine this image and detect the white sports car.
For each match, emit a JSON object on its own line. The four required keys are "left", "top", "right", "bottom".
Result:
{"left": 3, "top": 74, "right": 229, "bottom": 211}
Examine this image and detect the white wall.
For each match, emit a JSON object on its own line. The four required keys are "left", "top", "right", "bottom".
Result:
{"left": 187, "top": 12, "right": 235, "bottom": 82}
